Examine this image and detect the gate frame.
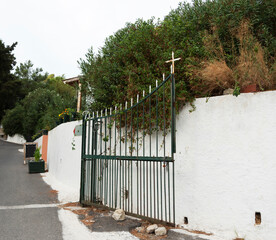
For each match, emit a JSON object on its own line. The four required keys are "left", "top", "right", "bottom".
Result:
{"left": 80, "top": 52, "right": 179, "bottom": 226}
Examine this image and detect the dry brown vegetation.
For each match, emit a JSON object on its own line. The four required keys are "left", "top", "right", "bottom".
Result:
{"left": 234, "top": 21, "right": 272, "bottom": 90}
{"left": 193, "top": 60, "right": 235, "bottom": 95}
{"left": 193, "top": 21, "right": 275, "bottom": 95}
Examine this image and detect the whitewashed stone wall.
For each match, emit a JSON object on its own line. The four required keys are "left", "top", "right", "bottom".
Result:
{"left": 6, "top": 134, "right": 26, "bottom": 144}
{"left": 35, "top": 135, "right": 42, "bottom": 148}
{"left": 36, "top": 121, "right": 82, "bottom": 193}
{"left": 175, "top": 90, "right": 276, "bottom": 240}
{"left": 39, "top": 90, "right": 276, "bottom": 240}
{"left": 47, "top": 121, "right": 82, "bottom": 190}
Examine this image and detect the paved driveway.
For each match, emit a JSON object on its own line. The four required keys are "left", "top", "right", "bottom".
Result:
{"left": 0, "top": 140, "right": 63, "bottom": 240}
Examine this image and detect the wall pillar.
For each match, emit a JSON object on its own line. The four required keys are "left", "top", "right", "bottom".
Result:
{"left": 42, "top": 130, "right": 48, "bottom": 169}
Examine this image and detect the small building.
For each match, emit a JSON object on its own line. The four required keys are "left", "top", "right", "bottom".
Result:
{"left": 63, "top": 77, "right": 82, "bottom": 112}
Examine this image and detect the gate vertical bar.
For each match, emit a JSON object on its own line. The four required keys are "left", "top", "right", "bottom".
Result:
{"left": 171, "top": 60, "right": 177, "bottom": 225}
{"left": 87, "top": 119, "right": 91, "bottom": 201}
{"left": 91, "top": 120, "right": 98, "bottom": 203}
{"left": 172, "top": 71, "right": 176, "bottom": 225}
{"left": 80, "top": 115, "right": 87, "bottom": 203}
{"left": 156, "top": 80, "right": 159, "bottom": 220}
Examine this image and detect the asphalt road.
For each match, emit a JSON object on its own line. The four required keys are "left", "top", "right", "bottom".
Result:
{"left": 0, "top": 140, "right": 214, "bottom": 240}
{"left": 0, "top": 140, "right": 63, "bottom": 240}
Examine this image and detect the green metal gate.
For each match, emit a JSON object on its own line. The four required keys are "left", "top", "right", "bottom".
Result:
{"left": 80, "top": 63, "right": 177, "bottom": 224}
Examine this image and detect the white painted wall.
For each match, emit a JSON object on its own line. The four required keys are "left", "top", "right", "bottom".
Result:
{"left": 175, "top": 90, "right": 276, "bottom": 240}
{"left": 6, "top": 134, "right": 26, "bottom": 144}
{"left": 35, "top": 135, "right": 43, "bottom": 148}
{"left": 40, "top": 90, "right": 276, "bottom": 240}
{"left": 46, "top": 121, "right": 82, "bottom": 191}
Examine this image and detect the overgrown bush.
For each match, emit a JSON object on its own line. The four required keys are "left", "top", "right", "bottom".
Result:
{"left": 79, "top": 0, "right": 276, "bottom": 112}
{"left": 1, "top": 104, "right": 24, "bottom": 137}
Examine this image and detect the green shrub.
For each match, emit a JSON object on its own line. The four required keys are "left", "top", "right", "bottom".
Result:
{"left": 34, "top": 147, "right": 42, "bottom": 162}
{"left": 79, "top": 0, "right": 276, "bottom": 112}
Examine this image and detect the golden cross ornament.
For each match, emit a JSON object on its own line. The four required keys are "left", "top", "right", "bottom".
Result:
{"left": 165, "top": 51, "right": 181, "bottom": 74}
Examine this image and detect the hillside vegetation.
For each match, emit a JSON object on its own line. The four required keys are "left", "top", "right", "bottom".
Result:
{"left": 79, "top": 0, "right": 276, "bottom": 111}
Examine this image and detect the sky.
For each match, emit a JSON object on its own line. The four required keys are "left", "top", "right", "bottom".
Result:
{"left": 1, "top": 0, "right": 190, "bottom": 79}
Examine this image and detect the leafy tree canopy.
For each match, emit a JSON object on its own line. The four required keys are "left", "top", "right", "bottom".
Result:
{"left": 1, "top": 103, "right": 24, "bottom": 137}
{"left": 14, "top": 60, "right": 48, "bottom": 98}
{"left": 0, "top": 40, "right": 21, "bottom": 121}
{"left": 45, "top": 74, "right": 76, "bottom": 101}
{"left": 2, "top": 85, "right": 76, "bottom": 141}
{"left": 1, "top": 43, "right": 77, "bottom": 140}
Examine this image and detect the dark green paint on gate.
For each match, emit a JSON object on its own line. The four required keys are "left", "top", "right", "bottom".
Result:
{"left": 80, "top": 73, "right": 176, "bottom": 225}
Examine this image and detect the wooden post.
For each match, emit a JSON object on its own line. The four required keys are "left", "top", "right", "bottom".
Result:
{"left": 77, "top": 82, "right": 82, "bottom": 112}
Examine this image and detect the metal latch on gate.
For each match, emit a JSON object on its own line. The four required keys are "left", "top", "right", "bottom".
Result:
{"left": 73, "top": 125, "right": 82, "bottom": 136}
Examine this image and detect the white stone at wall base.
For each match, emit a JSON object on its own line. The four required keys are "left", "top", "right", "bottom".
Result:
{"left": 223, "top": 88, "right": 234, "bottom": 95}
{"left": 155, "top": 227, "right": 167, "bottom": 236}
{"left": 135, "top": 226, "right": 145, "bottom": 233}
{"left": 112, "top": 209, "right": 125, "bottom": 221}
{"left": 146, "top": 224, "right": 158, "bottom": 234}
